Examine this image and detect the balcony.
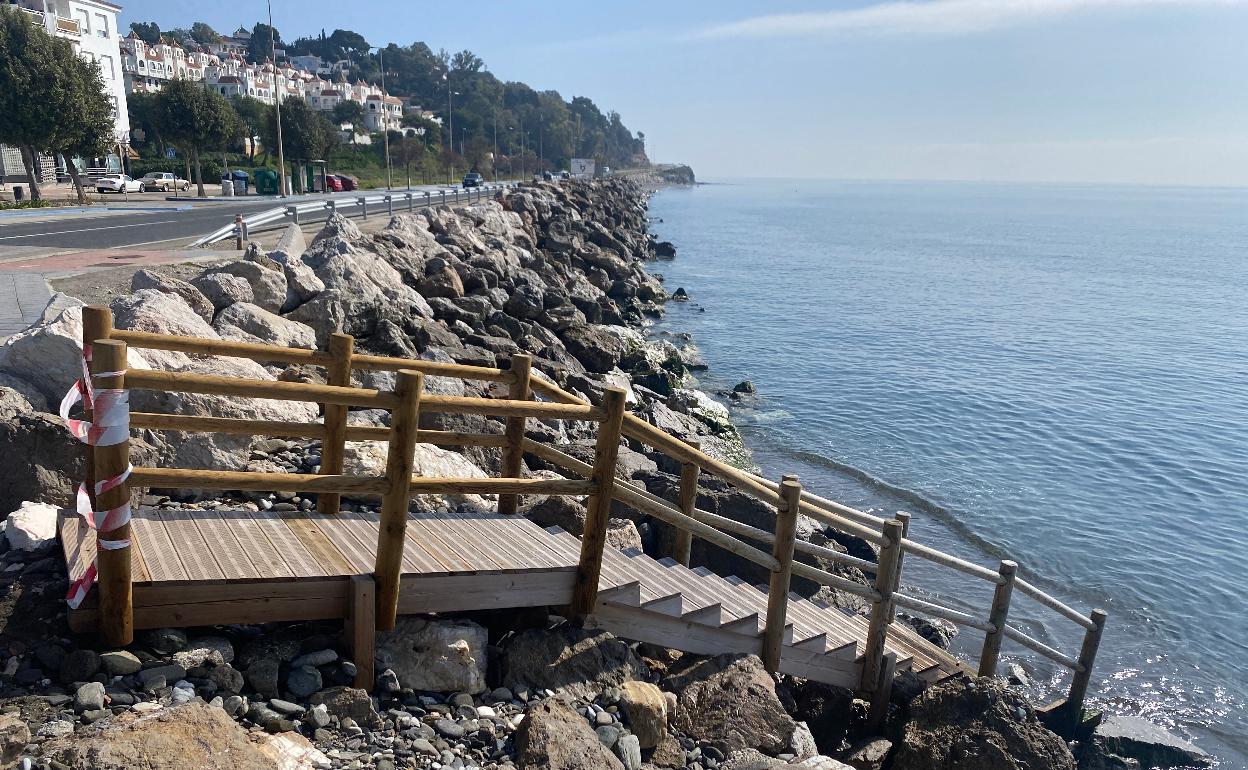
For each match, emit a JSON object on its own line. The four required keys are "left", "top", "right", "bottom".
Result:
{"left": 55, "top": 17, "right": 81, "bottom": 36}
{"left": 17, "top": 7, "right": 44, "bottom": 25}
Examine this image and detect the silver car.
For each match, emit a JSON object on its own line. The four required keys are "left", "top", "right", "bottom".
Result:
{"left": 96, "top": 174, "right": 144, "bottom": 194}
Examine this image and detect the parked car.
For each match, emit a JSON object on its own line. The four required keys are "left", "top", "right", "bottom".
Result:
{"left": 334, "top": 174, "right": 359, "bottom": 191}
{"left": 95, "top": 174, "right": 144, "bottom": 194}
{"left": 559, "top": 170, "right": 570, "bottom": 179}
{"left": 541, "top": 170, "right": 554, "bottom": 181}
{"left": 462, "top": 172, "right": 484, "bottom": 188}
{"left": 324, "top": 175, "right": 345, "bottom": 192}
{"left": 138, "top": 172, "right": 190, "bottom": 192}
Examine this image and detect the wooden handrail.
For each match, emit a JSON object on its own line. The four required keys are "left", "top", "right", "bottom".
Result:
{"left": 129, "top": 467, "right": 391, "bottom": 495}
{"left": 351, "top": 352, "right": 515, "bottom": 384}
{"left": 129, "top": 412, "right": 508, "bottom": 449}
{"left": 126, "top": 369, "right": 401, "bottom": 409}
{"left": 112, "top": 329, "right": 335, "bottom": 366}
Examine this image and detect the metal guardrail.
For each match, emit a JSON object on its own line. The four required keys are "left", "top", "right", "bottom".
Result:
{"left": 189, "top": 184, "right": 515, "bottom": 248}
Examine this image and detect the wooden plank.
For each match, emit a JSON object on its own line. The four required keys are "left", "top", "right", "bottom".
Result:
{"left": 488, "top": 517, "right": 583, "bottom": 570}
{"left": 130, "top": 512, "right": 187, "bottom": 582}
{"left": 279, "top": 511, "right": 357, "bottom": 576}
{"left": 190, "top": 513, "right": 261, "bottom": 580}
{"left": 349, "top": 512, "right": 426, "bottom": 574}
{"left": 213, "top": 510, "right": 294, "bottom": 580}
{"left": 155, "top": 510, "right": 225, "bottom": 581}
{"left": 542, "top": 528, "right": 635, "bottom": 596}
{"left": 59, "top": 514, "right": 94, "bottom": 583}
{"left": 394, "top": 571, "right": 575, "bottom": 614}
{"left": 311, "top": 512, "right": 378, "bottom": 574}
{"left": 347, "top": 575, "right": 376, "bottom": 690}
{"left": 403, "top": 511, "right": 482, "bottom": 573}
{"left": 250, "top": 509, "right": 323, "bottom": 579}
{"left": 418, "top": 510, "right": 507, "bottom": 572}
{"left": 439, "top": 511, "right": 547, "bottom": 572}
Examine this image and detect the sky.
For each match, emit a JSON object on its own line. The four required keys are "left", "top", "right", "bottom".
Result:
{"left": 117, "top": 0, "right": 1248, "bottom": 186}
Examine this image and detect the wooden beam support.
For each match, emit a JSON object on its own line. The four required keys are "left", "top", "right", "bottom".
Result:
{"left": 80, "top": 306, "right": 113, "bottom": 513}
{"left": 1062, "top": 608, "right": 1108, "bottom": 732}
{"left": 498, "top": 353, "right": 531, "bottom": 515}
{"left": 318, "top": 333, "right": 355, "bottom": 515}
{"left": 978, "top": 560, "right": 1018, "bottom": 677}
{"left": 672, "top": 439, "right": 701, "bottom": 566}
{"left": 860, "top": 519, "right": 904, "bottom": 693}
{"left": 570, "top": 387, "right": 627, "bottom": 619}
{"left": 346, "top": 575, "right": 376, "bottom": 690}
{"left": 762, "top": 475, "right": 801, "bottom": 673}
{"left": 373, "top": 370, "right": 423, "bottom": 630}
{"left": 91, "top": 339, "right": 133, "bottom": 646}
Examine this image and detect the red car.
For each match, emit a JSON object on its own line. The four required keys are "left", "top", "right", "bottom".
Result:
{"left": 324, "top": 175, "right": 344, "bottom": 192}
{"left": 335, "top": 174, "right": 359, "bottom": 191}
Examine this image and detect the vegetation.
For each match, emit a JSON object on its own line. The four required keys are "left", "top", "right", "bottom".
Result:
{"left": 262, "top": 97, "right": 339, "bottom": 193}
{"left": 0, "top": 199, "right": 52, "bottom": 211}
{"left": 0, "top": 8, "right": 116, "bottom": 202}
{"left": 150, "top": 79, "right": 239, "bottom": 197}
{"left": 128, "top": 21, "right": 161, "bottom": 45}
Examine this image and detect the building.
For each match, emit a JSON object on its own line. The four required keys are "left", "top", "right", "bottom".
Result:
{"left": 0, "top": 0, "right": 131, "bottom": 181}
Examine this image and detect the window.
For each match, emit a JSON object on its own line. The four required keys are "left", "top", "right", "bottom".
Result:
{"left": 99, "top": 55, "right": 114, "bottom": 80}
{"left": 95, "top": 14, "right": 109, "bottom": 37}
{"left": 75, "top": 9, "right": 89, "bottom": 33}
{"left": 138, "top": 60, "right": 145, "bottom": 69}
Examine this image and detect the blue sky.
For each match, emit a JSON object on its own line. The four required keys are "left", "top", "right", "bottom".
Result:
{"left": 118, "top": 1, "right": 1248, "bottom": 185}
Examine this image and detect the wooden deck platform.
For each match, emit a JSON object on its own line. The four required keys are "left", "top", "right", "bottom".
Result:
{"left": 60, "top": 506, "right": 965, "bottom": 691}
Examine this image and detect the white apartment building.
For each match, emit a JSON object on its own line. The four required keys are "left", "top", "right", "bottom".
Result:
{"left": 1, "top": 0, "right": 131, "bottom": 181}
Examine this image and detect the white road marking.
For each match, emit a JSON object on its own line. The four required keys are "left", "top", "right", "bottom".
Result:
{"left": 0, "top": 219, "right": 185, "bottom": 241}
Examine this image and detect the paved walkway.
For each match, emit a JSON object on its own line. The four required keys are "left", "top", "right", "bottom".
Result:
{"left": 0, "top": 271, "right": 52, "bottom": 339}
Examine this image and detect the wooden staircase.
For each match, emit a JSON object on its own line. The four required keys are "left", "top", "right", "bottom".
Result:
{"left": 541, "top": 526, "right": 966, "bottom": 690}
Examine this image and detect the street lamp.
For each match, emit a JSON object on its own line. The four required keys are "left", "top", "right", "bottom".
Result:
{"left": 268, "top": 0, "right": 287, "bottom": 197}
{"left": 367, "top": 44, "right": 392, "bottom": 190}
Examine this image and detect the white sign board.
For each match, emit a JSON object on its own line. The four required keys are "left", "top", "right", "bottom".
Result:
{"left": 571, "top": 158, "right": 595, "bottom": 178}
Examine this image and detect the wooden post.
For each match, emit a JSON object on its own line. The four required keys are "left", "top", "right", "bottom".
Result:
{"left": 889, "top": 512, "right": 911, "bottom": 623}
{"left": 672, "top": 438, "right": 700, "bottom": 566}
{"left": 860, "top": 519, "right": 904, "bottom": 692}
{"left": 346, "top": 575, "right": 376, "bottom": 690}
{"left": 978, "top": 559, "right": 1018, "bottom": 677}
{"left": 1064, "top": 608, "right": 1108, "bottom": 728}
{"left": 569, "top": 387, "right": 627, "bottom": 619}
{"left": 498, "top": 353, "right": 532, "bottom": 515}
{"left": 373, "top": 369, "right": 423, "bottom": 630}
{"left": 866, "top": 651, "right": 897, "bottom": 731}
{"left": 317, "top": 333, "right": 355, "bottom": 514}
{"left": 80, "top": 306, "right": 113, "bottom": 511}
{"left": 762, "top": 475, "right": 801, "bottom": 673}
{"left": 92, "top": 339, "right": 133, "bottom": 646}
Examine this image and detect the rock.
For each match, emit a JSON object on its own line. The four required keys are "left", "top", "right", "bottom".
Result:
{"left": 246, "top": 659, "right": 281, "bottom": 697}
{"left": 789, "top": 679, "right": 854, "bottom": 754}
{"left": 375, "top": 617, "right": 488, "bottom": 694}
{"left": 732, "top": 380, "right": 756, "bottom": 394}
{"left": 209, "top": 663, "right": 245, "bottom": 694}
{"left": 1088, "top": 715, "right": 1212, "bottom": 769}
{"left": 560, "top": 325, "right": 627, "bottom": 373}
{"left": 204, "top": 260, "right": 288, "bottom": 314}
{"left": 842, "top": 738, "right": 892, "bottom": 770}
{"left": 280, "top": 260, "right": 324, "bottom": 313}
{"left": 60, "top": 648, "right": 101, "bottom": 683}
{"left": 606, "top": 518, "right": 643, "bottom": 551}
{"left": 193, "top": 272, "right": 254, "bottom": 311}
{"left": 172, "top": 636, "right": 234, "bottom": 668}
{"left": 255, "top": 730, "right": 332, "bottom": 769}
{"left": 308, "top": 687, "right": 379, "bottom": 727}
{"left": 619, "top": 680, "right": 667, "bottom": 749}
{"left": 343, "top": 441, "right": 492, "bottom": 511}
{"left": 791, "top": 721, "right": 820, "bottom": 759}
{"left": 145, "top": 627, "right": 189, "bottom": 654}
{"left": 4, "top": 500, "right": 57, "bottom": 551}
{"left": 0, "top": 410, "right": 82, "bottom": 514}
{"left": 267, "top": 223, "right": 308, "bottom": 265}
{"left": 0, "top": 714, "right": 30, "bottom": 763}
{"left": 1007, "top": 662, "right": 1031, "bottom": 687}
{"left": 74, "top": 681, "right": 106, "bottom": 712}
{"left": 615, "top": 733, "right": 642, "bottom": 770}
{"left": 502, "top": 626, "right": 646, "bottom": 699}
{"left": 0, "top": 383, "right": 38, "bottom": 419}
{"left": 891, "top": 677, "right": 1076, "bottom": 770}
{"left": 514, "top": 698, "right": 624, "bottom": 770}
{"left": 290, "top": 649, "right": 337, "bottom": 669}
{"left": 286, "top": 665, "right": 322, "bottom": 698}
{"left": 525, "top": 495, "right": 588, "bottom": 534}
{"left": 900, "top": 613, "right": 958, "bottom": 649}
{"left": 41, "top": 702, "right": 293, "bottom": 769}
{"left": 0, "top": 304, "right": 102, "bottom": 406}
{"left": 100, "top": 650, "right": 142, "bottom": 676}
{"left": 663, "top": 654, "right": 796, "bottom": 756}
{"left": 213, "top": 302, "right": 317, "bottom": 349}
{"left": 132, "top": 269, "right": 215, "bottom": 323}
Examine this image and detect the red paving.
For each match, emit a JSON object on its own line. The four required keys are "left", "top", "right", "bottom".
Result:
{"left": 0, "top": 249, "right": 226, "bottom": 273}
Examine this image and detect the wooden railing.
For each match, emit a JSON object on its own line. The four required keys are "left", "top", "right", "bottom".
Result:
{"left": 76, "top": 305, "right": 1105, "bottom": 731}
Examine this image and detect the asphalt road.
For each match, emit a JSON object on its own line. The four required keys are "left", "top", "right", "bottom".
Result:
{"left": 0, "top": 186, "right": 472, "bottom": 250}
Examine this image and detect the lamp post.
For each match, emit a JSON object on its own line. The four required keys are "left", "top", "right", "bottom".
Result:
{"left": 367, "top": 44, "right": 392, "bottom": 190}
{"left": 268, "top": 0, "right": 287, "bottom": 197}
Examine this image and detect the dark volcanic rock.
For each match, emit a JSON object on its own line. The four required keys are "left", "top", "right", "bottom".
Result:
{"left": 662, "top": 653, "right": 796, "bottom": 756}
{"left": 501, "top": 626, "right": 646, "bottom": 699}
{"left": 515, "top": 698, "right": 624, "bottom": 770}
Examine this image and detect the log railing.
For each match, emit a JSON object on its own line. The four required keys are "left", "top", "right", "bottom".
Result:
{"left": 79, "top": 306, "right": 1106, "bottom": 730}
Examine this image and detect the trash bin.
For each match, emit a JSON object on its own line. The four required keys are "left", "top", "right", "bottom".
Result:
{"left": 12, "top": 185, "right": 23, "bottom": 202}
{"left": 220, "top": 176, "right": 235, "bottom": 197}
{"left": 230, "top": 170, "right": 250, "bottom": 196}
{"left": 253, "top": 169, "right": 279, "bottom": 196}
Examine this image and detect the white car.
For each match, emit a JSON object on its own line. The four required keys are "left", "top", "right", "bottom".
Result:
{"left": 96, "top": 174, "right": 145, "bottom": 193}
{"left": 139, "top": 172, "right": 190, "bottom": 192}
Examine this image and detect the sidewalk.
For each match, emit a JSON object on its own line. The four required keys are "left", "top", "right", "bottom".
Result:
{"left": 0, "top": 272, "right": 52, "bottom": 339}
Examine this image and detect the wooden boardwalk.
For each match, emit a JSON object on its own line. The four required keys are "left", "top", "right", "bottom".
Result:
{"left": 61, "top": 505, "right": 965, "bottom": 691}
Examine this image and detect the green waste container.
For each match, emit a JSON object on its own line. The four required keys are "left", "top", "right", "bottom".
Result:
{"left": 253, "top": 169, "right": 279, "bottom": 196}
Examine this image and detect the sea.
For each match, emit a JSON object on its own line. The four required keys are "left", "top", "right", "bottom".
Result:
{"left": 646, "top": 178, "right": 1248, "bottom": 767}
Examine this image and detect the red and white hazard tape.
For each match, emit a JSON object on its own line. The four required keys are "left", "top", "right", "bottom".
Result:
{"left": 60, "top": 345, "right": 131, "bottom": 610}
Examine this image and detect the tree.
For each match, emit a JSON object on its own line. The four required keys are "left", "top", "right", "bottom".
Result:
{"left": 263, "top": 97, "right": 336, "bottom": 192}
{"left": 246, "top": 23, "right": 280, "bottom": 65}
{"left": 48, "top": 51, "right": 115, "bottom": 203}
{"left": 129, "top": 21, "right": 161, "bottom": 44}
{"left": 189, "top": 22, "right": 221, "bottom": 45}
{"left": 230, "top": 95, "right": 271, "bottom": 164}
{"left": 154, "top": 78, "right": 238, "bottom": 196}
{"left": 331, "top": 101, "right": 366, "bottom": 141}
{"left": 450, "top": 50, "right": 484, "bottom": 73}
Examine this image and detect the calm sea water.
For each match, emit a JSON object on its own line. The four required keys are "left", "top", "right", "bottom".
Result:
{"left": 647, "top": 179, "right": 1248, "bottom": 767}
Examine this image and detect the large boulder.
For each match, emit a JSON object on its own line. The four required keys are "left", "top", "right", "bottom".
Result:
{"left": 891, "top": 677, "right": 1076, "bottom": 770}
{"left": 0, "top": 373, "right": 47, "bottom": 412}
{"left": 0, "top": 385, "right": 36, "bottom": 420}
{"left": 1085, "top": 715, "right": 1211, "bottom": 769}
{"left": 132, "top": 270, "right": 215, "bottom": 323}
{"left": 662, "top": 654, "right": 796, "bottom": 756}
{"left": 267, "top": 223, "right": 307, "bottom": 265}
{"left": 560, "top": 325, "right": 627, "bottom": 373}
{"left": 501, "top": 626, "right": 646, "bottom": 699}
{"left": 192, "top": 272, "right": 254, "bottom": 312}
{"left": 203, "top": 260, "right": 288, "bottom": 314}
{"left": 619, "top": 680, "right": 667, "bottom": 749}
{"left": 213, "top": 303, "right": 317, "bottom": 349}
{"left": 4, "top": 500, "right": 58, "bottom": 551}
{"left": 0, "top": 409, "right": 81, "bottom": 514}
{"left": 514, "top": 698, "right": 624, "bottom": 770}
{"left": 39, "top": 701, "right": 325, "bottom": 769}
{"left": 342, "top": 441, "right": 493, "bottom": 511}
{"left": 375, "top": 618, "right": 488, "bottom": 694}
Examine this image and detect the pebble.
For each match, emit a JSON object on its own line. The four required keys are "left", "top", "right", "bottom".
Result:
{"left": 434, "top": 718, "right": 466, "bottom": 739}
{"left": 73, "top": 681, "right": 105, "bottom": 712}
{"left": 595, "top": 711, "right": 614, "bottom": 726}
{"left": 268, "top": 698, "right": 304, "bottom": 715}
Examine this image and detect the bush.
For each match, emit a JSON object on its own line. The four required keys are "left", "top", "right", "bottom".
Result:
{"left": 0, "top": 199, "right": 52, "bottom": 211}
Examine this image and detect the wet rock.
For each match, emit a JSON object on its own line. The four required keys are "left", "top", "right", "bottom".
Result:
{"left": 900, "top": 613, "right": 958, "bottom": 649}
{"left": 514, "top": 698, "right": 624, "bottom": 770}
{"left": 375, "top": 617, "right": 488, "bottom": 694}
{"left": 891, "top": 677, "right": 1075, "bottom": 770}
{"left": 1087, "top": 715, "right": 1211, "bottom": 769}
{"left": 663, "top": 653, "right": 796, "bottom": 756}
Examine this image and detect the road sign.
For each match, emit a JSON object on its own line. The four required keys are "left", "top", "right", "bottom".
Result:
{"left": 571, "top": 158, "right": 595, "bottom": 178}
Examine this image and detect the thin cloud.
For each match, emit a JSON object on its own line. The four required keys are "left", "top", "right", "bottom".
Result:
{"left": 692, "top": 0, "right": 1247, "bottom": 39}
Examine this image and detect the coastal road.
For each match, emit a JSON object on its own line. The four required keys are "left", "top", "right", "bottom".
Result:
{"left": 0, "top": 185, "right": 468, "bottom": 251}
